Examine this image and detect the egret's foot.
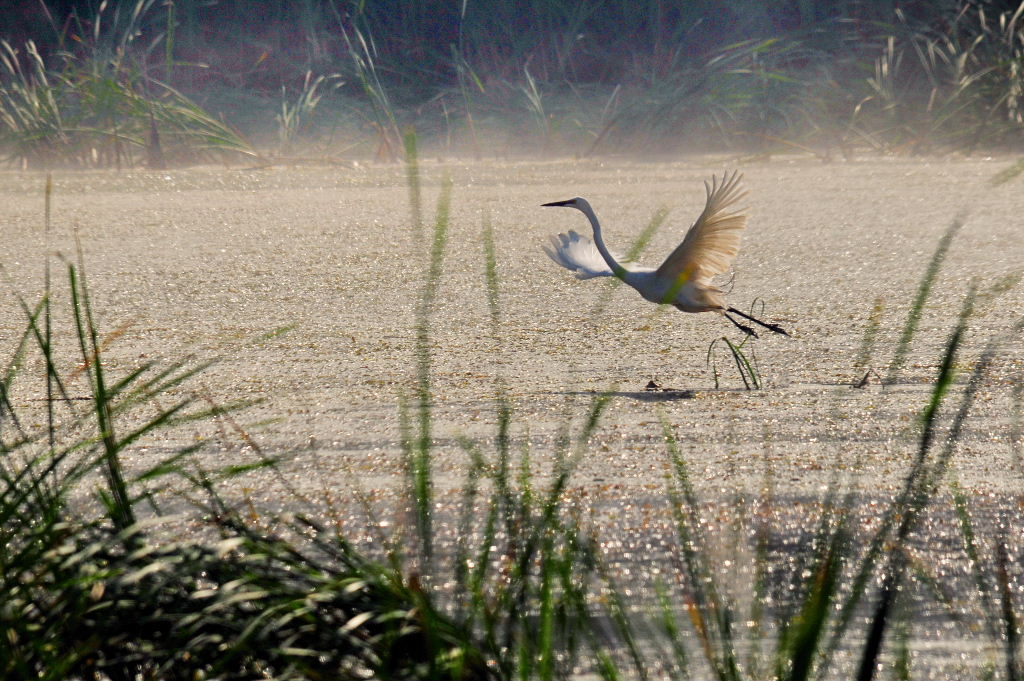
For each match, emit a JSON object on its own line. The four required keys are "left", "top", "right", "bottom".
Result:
{"left": 726, "top": 306, "right": 789, "bottom": 337}
{"left": 724, "top": 311, "right": 757, "bottom": 337}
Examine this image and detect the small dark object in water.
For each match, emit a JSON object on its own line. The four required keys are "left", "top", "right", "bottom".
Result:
{"left": 147, "top": 113, "right": 166, "bottom": 170}
{"left": 637, "top": 381, "right": 696, "bottom": 400}
{"left": 853, "top": 368, "right": 882, "bottom": 388}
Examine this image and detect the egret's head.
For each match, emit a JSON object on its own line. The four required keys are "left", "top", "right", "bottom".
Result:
{"left": 542, "top": 197, "right": 589, "bottom": 210}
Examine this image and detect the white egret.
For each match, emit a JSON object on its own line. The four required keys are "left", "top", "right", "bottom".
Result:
{"left": 542, "top": 170, "right": 788, "bottom": 338}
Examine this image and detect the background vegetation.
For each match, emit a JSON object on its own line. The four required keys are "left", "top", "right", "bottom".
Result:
{"left": 2, "top": 0, "right": 1024, "bottom": 166}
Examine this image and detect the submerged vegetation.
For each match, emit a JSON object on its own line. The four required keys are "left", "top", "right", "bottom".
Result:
{"left": 2, "top": 0, "right": 1024, "bottom": 165}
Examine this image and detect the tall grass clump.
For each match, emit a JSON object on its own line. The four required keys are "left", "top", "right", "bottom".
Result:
{"left": 706, "top": 333, "right": 761, "bottom": 390}
{"left": 5, "top": 1, "right": 1024, "bottom": 159}
{"left": 0, "top": 0, "right": 254, "bottom": 168}
{"left": 587, "top": 37, "right": 816, "bottom": 155}
{"left": 333, "top": 5, "right": 404, "bottom": 161}
{"left": 852, "top": 4, "right": 1024, "bottom": 152}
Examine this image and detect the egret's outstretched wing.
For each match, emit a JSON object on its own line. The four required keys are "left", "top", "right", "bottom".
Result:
{"left": 543, "top": 230, "right": 619, "bottom": 279}
{"left": 654, "top": 171, "right": 747, "bottom": 283}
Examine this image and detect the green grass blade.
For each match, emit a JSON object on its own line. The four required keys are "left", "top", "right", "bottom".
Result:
{"left": 778, "top": 528, "right": 844, "bottom": 681}
{"left": 854, "top": 288, "right": 977, "bottom": 681}
{"left": 886, "top": 215, "right": 964, "bottom": 383}
{"left": 949, "top": 477, "right": 998, "bottom": 631}
{"left": 853, "top": 297, "right": 885, "bottom": 380}
{"left": 67, "top": 259, "right": 134, "bottom": 532}
{"left": 990, "top": 158, "right": 1024, "bottom": 186}
{"left": 43, "top": 173, "right": 55, "bottom": 451}
{"left": 482, "top": 209, "right": 501, "bottom": 330}
{"left": 404, "top": 126, "right": 423, "bottom": 240}
{"left": 409, "top": 173, "right": 452, "bottom": 568}
{"left": 997, "top": 536, "right": 1021, "bottom": 681}
{"left": 660, "top": 412, "right": 741, "bottom": 681}
{"left": 723, "top": 336, "right": 760, "bottom": 389}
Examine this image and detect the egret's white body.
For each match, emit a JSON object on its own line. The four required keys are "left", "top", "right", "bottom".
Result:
{"left": 542, "top": 171, "right": 787, "bottom": 337}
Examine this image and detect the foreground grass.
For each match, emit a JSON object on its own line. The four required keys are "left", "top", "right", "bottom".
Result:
{"left": 0, "top": 201, "right": 490, "bottom": 679}
{"left": 2, "top": 169, "right": 1023, "bottom": 680}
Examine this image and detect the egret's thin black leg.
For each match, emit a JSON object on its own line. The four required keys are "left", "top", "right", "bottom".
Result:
{"left": 724, "top": 313, "right": 758, "bottom": 338}
{"left": 727, "top": 307, "right": 789, "bottom": 336}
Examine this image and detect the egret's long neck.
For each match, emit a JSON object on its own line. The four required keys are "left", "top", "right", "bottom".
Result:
{"left": 579, "top": 203, "right": 627, "bottom": 279}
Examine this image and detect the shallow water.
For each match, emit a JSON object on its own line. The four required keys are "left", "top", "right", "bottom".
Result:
{"left": 2, "top": 155, "right": 1023, "bottom": 678}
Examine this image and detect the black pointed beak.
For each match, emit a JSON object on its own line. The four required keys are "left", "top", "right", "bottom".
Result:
{"left": 542, "top": 199, "right": 575, "bottom": 207}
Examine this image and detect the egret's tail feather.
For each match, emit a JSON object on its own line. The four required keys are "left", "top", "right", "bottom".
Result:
{"left": 543, "top": 230, "right": 618, "bottom": 279}
{"left": 726, "top": 307, "right": 789, "bottom": 336}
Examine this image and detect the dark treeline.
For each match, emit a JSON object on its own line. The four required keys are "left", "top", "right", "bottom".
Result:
{"left": 0, "top": 0, "right": 1004, "bottom": 90}
{"left": 2, "top": 0, "right": 1023, "bottom": 162}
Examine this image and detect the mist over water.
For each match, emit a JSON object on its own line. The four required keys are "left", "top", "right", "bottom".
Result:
{"left": 2, "top": 1, "right": 1022, "bottom": 165}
